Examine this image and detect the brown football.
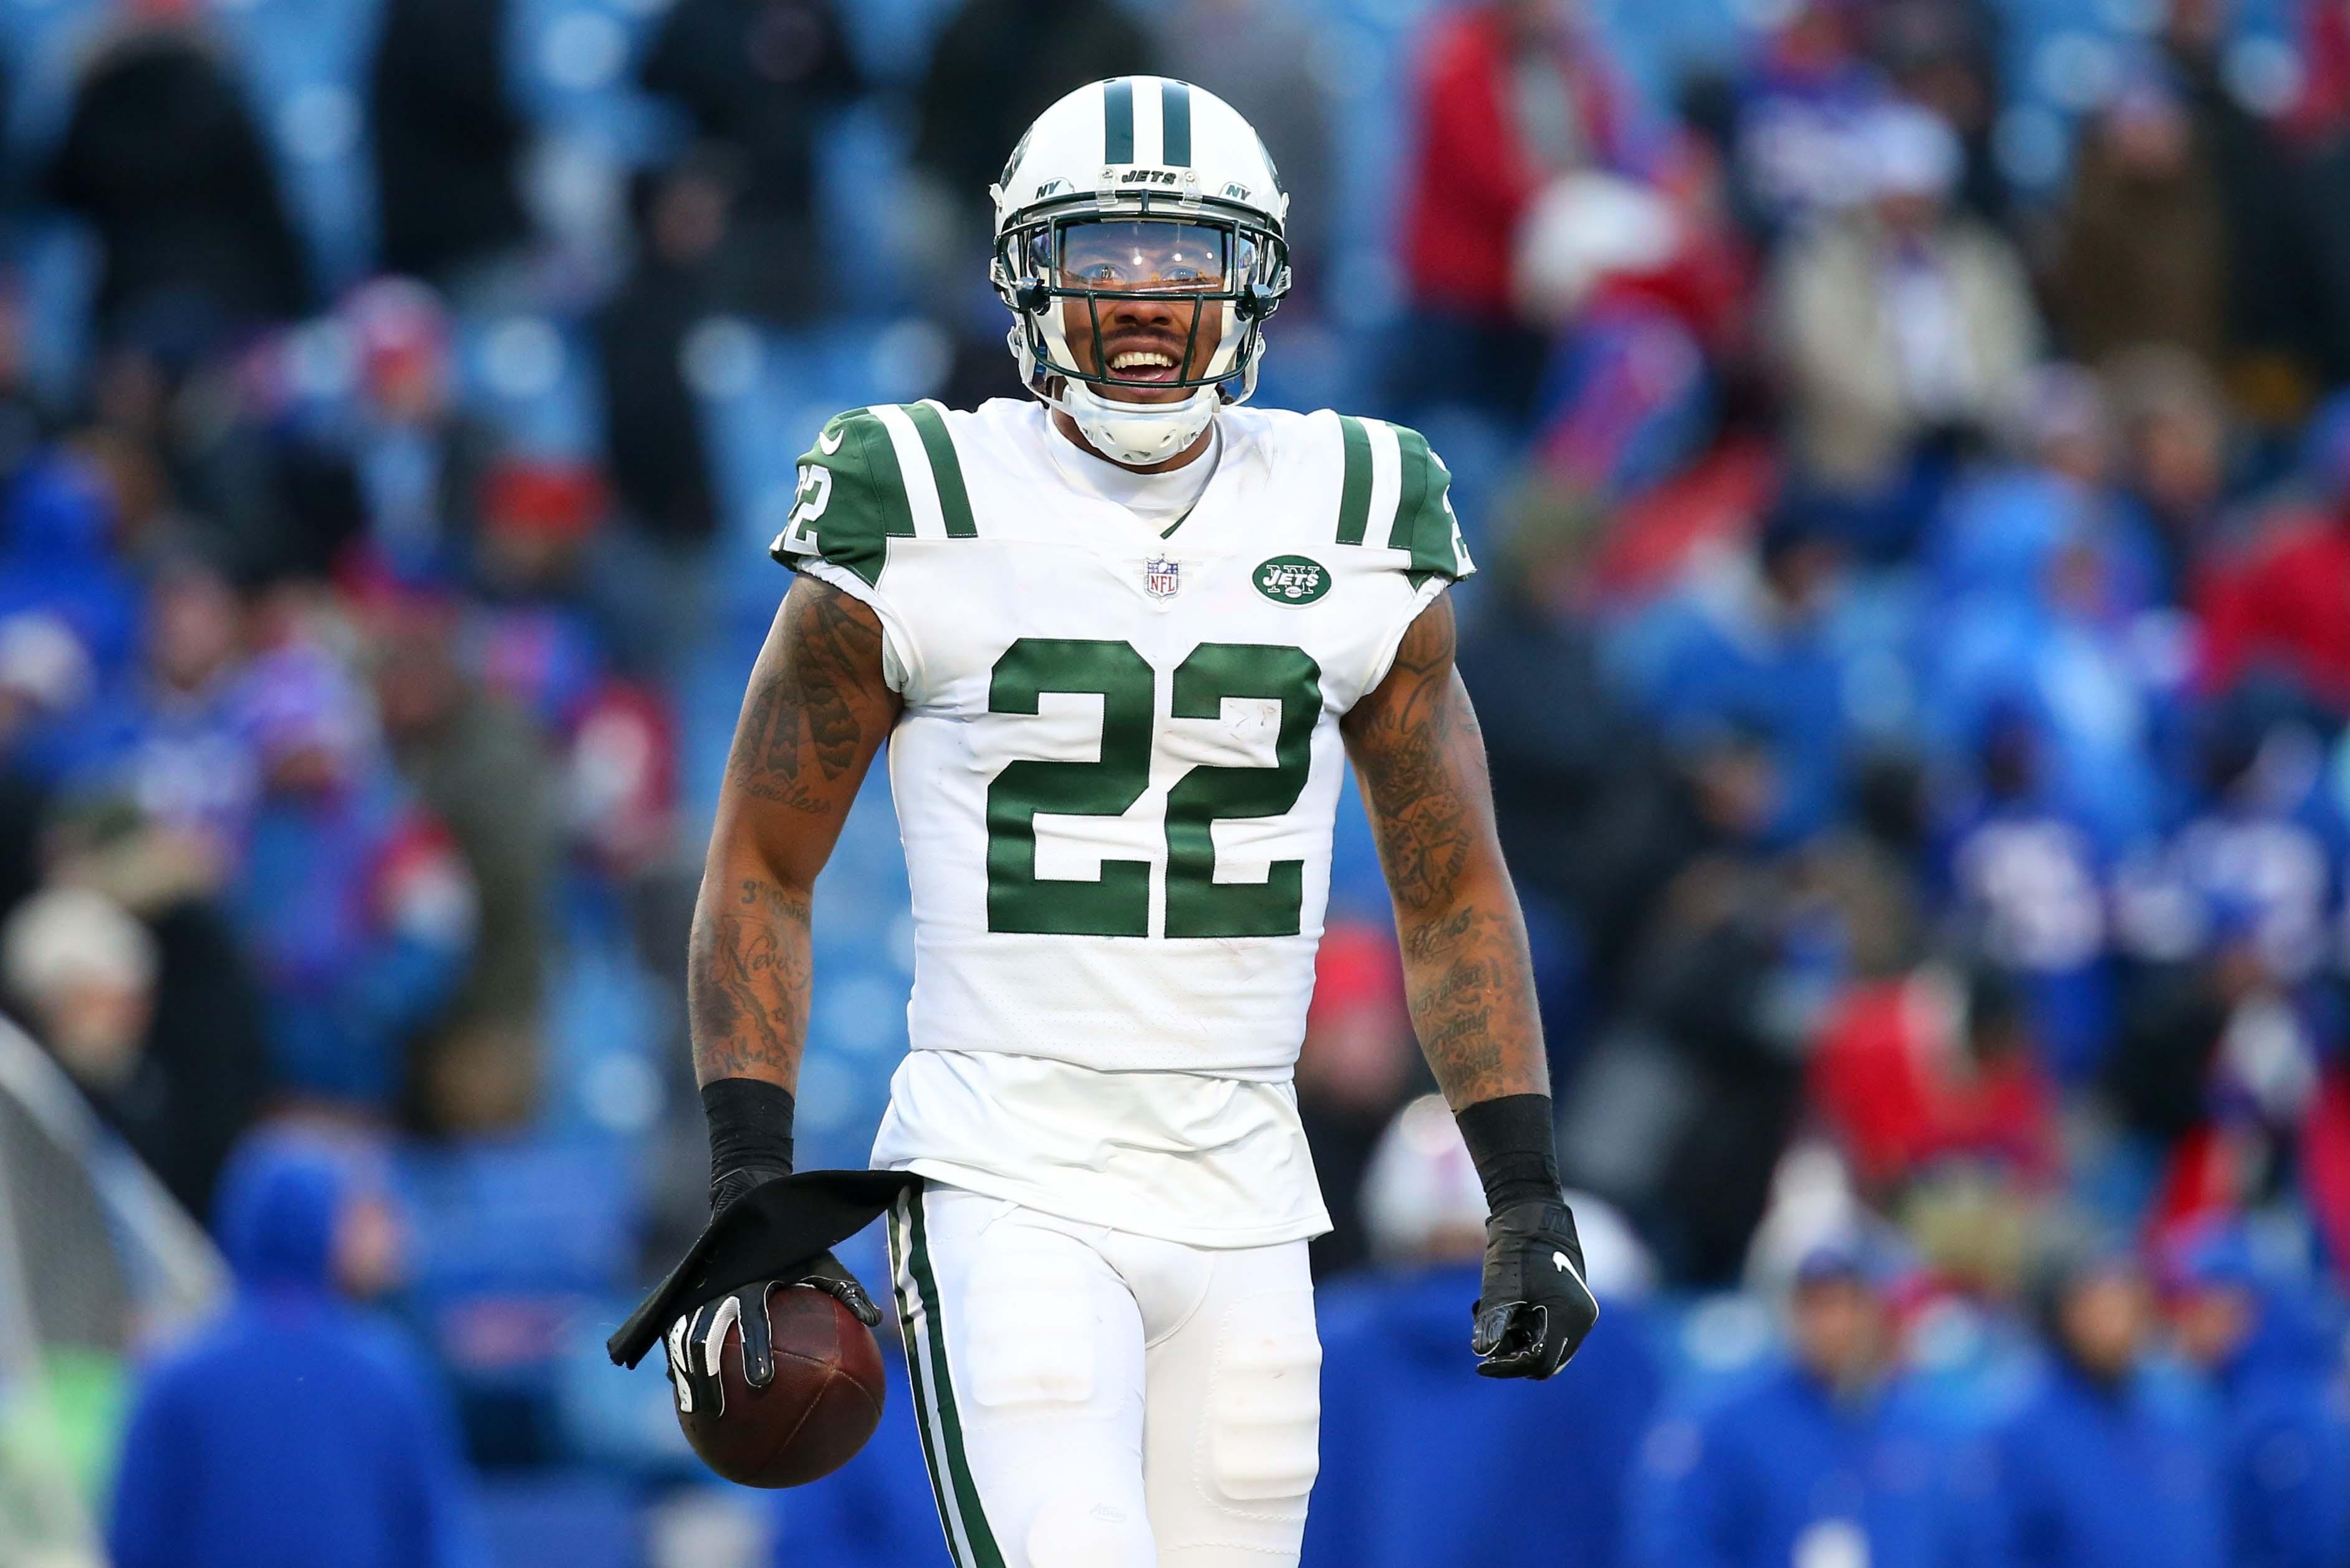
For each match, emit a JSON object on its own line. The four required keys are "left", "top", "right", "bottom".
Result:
{"left": 677, "top": 1282, "right": 887, "bottom": 1488}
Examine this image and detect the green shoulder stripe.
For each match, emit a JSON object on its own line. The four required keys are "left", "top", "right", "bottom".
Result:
{"left": 768, "top": 408, "right": 915, "bottom": 587}
{"left": 1334, "top": 415, "right": 1372, "bottom": 546}
{"left": 903, "top": 402, "right": 977, "bottom": 538}
{"left": 1387, "top": 424, "right": 1467, "bottom": 587}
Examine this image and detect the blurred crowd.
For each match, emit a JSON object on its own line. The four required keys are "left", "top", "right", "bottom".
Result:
{"left": 1, "top": 0, "right": 2350, "bottom": 1562}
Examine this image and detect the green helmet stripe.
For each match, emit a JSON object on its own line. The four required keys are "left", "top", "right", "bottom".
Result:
{"left": 1161, "top": 80, "right": 1192, "bottom": 167}
{"left": 1334, "top": 415, "right": 1373, "bottom": 546}
{"left": 1103, "top": 78, "right": 1134, "bottom": 165}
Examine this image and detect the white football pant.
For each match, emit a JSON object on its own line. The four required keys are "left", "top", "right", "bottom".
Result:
{"left": 884, "top": 1183, "right": 1321, "bottom": 1568}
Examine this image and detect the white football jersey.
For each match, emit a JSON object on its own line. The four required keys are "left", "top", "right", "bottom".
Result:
{"left": 772, "top": 397, "right": 1471, "bottom": 1244}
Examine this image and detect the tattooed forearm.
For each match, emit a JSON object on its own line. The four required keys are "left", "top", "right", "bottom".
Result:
{"left": 692, "top": 574, "right": 897, "bottom": 1089}
{"left": 688, "top": 877, "right": 814, "bottom": 1083}
{"left": 731, "top": 577, "right": 892, "bottom": 812}
{"left": 1344, "top": 597, "right": 1548, "bottom": 1107}
{"left": 1395, "top": 899, "right": 1529, "bottom": 1104}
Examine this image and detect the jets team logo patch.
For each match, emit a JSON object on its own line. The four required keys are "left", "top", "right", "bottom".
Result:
{"left": 1253, "top": 555, "right": 1329, "bottom": 604}
{"left": 1144, "top": 556, "right": 1182, "bottom": 599}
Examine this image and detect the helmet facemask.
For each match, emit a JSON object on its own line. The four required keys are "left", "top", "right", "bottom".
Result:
{"left": 992, "top": 201, "right": 1289, "bottom": 462}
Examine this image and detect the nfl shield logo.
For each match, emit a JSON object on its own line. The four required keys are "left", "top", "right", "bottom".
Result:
{"left": 1144, "top": 556, "right": 1182, "bottom": 599}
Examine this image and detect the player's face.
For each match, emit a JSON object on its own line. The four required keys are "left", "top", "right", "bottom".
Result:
{"left": 1047, "top": 219, "right": 1233, "bottom": 405}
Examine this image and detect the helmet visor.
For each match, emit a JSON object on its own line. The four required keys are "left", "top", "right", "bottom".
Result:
{"left": 1036, "top": 219, "right": 1242, "bottom": 295}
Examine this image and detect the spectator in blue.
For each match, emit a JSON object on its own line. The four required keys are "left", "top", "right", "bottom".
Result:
{"left": 226, "top": 643, "right": 474, "bottom": 1108}
{"left": 2137, "top": 687, "right": 2349, "bottom": 996}
{"left": 2097, "top": 687, "right": 2346, "bottom": 1180}
{"left": 1988, "top": 1239, "right": 2223, "bottom": 1568}
{"left": 110, "top": 1127, "right": 484, "bottom": 1568}
{"left": 67, "top": 554, "right": 258, "bottom": 845}
{"left": 1305, "top": 1094, "right": 1663, "bottom": 1568}
{"left": 0, "top": 452, "right": 140, "bottom": 690}
{"left": 1723, "top": 0, "right": 1887, "bottom": 239}
{"left": 2162, "top": 1221, "right": 2350, "bottom": 1568}
{"left": 1606, "top": 504, "right": 1861, "bottom": 845}
{"left": 1626, "top": 1236, "right": 1982, "bottom": 1568}
{"left": 1931, "top": 713, "right": 2117, "bottom": 1083}
{"left": 1917, "top": 370, "right": 2182, "bottom": 857}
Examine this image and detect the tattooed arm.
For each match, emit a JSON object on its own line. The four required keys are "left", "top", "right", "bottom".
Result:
{"left": 1347, "top": 593, "right": 1594, "bottom": 1378}
{"left": 1341, "top": 594, "right": 1548, "bottom": 1107}
{"left": 690, "top": 574, "right": 900, "bottom": 1090}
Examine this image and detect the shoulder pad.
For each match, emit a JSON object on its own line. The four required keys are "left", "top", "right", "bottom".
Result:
{"left": 1327, "top": 415, "right": 1475, "bottom": 589}
{"left": 770, "top": 403, "right": 976, "bottom": 586}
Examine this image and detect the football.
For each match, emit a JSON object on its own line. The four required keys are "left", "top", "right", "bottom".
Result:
{"left": 677, "top": 1282, "right": 887, "bottom": 1488}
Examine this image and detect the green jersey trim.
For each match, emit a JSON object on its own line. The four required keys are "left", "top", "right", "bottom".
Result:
{"left": 1334, "top": 415, "right": 1373, "bottom": 546}
{"left": 771, "top": 403, "right": 980, "bottom": 587}
{"left": 768, "top": 408, "right": 915, "bottom": 587}
{"left": 905, "top": 401, "right": 978, "bottom": 538}
{"left": 1389, "top": 423, "right": 1468, "bottom": 587}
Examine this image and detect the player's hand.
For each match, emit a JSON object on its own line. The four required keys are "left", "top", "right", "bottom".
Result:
{"left": 711, "top": 1162, "right": 792, "bottom": 1216}
{"left": 1471, "top": 1200, "right": 1599, "bottom": 1379}
{"left": 664, "top": 1253, "right": 883, "bottom": 1416}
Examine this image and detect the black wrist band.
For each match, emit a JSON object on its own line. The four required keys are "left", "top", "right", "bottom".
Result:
{"left": 1455, "top": 1092, "right": 1563, "bottom": 1213}
{"left": 703, "top": 1078, "right": 796, "bottom": 1190}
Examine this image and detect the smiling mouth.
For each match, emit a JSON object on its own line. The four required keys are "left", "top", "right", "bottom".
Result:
{"left": 1105, "top": 347, "right": 1183, "bottom": 383}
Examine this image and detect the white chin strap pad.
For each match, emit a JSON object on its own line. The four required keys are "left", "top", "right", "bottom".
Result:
{"left": 1054, "top": 378, "right": 1220, "bottom": 467}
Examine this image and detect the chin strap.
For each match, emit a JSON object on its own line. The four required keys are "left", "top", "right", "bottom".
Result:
{"left": 1052, "top": 378, "right": 1220, "bottom": 466}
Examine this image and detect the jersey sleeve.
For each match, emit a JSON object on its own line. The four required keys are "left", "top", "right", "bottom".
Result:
{"left": 768, "top": 407, "right": 915, "bottom": 587}
{"left": 1339, "top": 416, "right": 1476, "bottom": 699}
{"left": 1385, "top": 424, "right": 1476, "bottom": 590}
{"left": 768, "top": 407, "right": 922, "bottom": 693}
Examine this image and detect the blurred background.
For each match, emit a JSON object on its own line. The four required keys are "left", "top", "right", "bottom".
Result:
{"left": 2, "top": 0, "right": 2350, "bottom": 1562}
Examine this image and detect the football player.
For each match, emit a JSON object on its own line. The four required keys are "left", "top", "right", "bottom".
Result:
{"left": 677, "top": 77, "right": 1596, "bottom": 1568}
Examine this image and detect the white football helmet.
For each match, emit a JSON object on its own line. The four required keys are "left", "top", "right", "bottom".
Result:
{"left": 990, "top": 76, "right": 1291, "bottom": 466}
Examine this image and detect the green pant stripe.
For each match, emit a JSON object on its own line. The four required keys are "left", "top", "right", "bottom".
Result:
{"left": 907, "top": 1193, "right": 1006, "bottom": 1568}
{"left": 887, "top": 1200, "right": 965, "bottom": 1568}
{"left": 1335, "top": 415, "right": 1372, "bottom": 545}
{"left": 905, "top": 402, "right": 977, "bottom": 537}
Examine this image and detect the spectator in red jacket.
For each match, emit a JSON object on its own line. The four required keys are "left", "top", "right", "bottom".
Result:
{"left": 1397, "top": 0, "right": 1649, "bottom": 419}
{"left": 1811, "top": 966, "right": 2059, "bottom": 1196}
{"left": 2197, "top": 392, "right": 2350, "bottom": 713}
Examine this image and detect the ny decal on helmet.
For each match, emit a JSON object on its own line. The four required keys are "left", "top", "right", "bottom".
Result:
{"left": 988, "top": 77, "right": 1293, "bottom": 466}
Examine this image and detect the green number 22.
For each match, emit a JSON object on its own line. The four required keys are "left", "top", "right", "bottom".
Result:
{"left": 985, "top": 638, "right": 1322, "bottom": 938}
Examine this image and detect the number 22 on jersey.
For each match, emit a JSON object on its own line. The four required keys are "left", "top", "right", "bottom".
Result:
{"left": 984, "top": 637, "right": 1321, "bottom": 940}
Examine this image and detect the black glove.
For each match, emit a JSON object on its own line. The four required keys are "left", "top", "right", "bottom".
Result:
{"left": 711, "top": 1162, "right": 792, "bottom": 1216}
{"left": 663, "top": 1077, "right": 885, "bottom": 1413}
{"left": 664, "top": 1255, "right": 884, "bottom": 1416}
{"left": 1471, "top": 1199, "right": 1600, "bottom": 1379}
